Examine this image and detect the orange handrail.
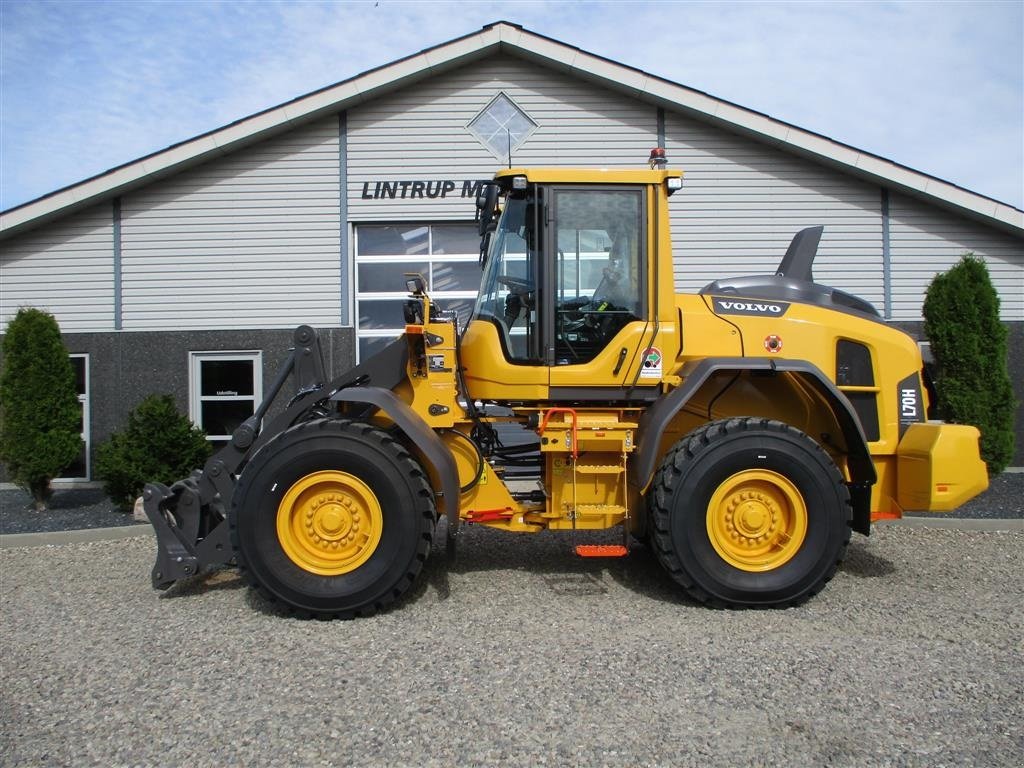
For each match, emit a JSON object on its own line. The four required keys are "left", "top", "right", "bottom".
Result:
{"left": 538, "top": 407, "right": 579, "bottom": 459}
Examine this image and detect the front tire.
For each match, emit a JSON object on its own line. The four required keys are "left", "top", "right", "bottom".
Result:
{"left": 649, "top": 418, "right": 851, "bottom": 607}
{"left": 230, "top": 418, "right": 435, "bottom": 618}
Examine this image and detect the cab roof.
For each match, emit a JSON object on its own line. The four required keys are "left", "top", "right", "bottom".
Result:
{"left": 495, "top": 168, "right": 683, "bottom": 186}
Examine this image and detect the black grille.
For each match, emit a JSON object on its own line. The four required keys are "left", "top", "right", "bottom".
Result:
{"left": 836, "top": 340, "right": 874, "bottom": 386}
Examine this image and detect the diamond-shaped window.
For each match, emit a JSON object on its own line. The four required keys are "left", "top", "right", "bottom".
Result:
{"left": 468, "top": 93, "right": 538, "bottom": 161}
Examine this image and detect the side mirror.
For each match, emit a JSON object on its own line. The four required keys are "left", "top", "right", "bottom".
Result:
{"left": 476, "top": 183, "right": 500, "bottom": 236}
{"left": 403, "top": 272, "right": 426, "bottom": 296}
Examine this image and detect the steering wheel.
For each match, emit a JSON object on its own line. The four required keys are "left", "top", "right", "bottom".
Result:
{"left": 497, "top": 276, "right": 534, "bottom": 295}
{"left": 558, "top": 296, "right": 590, "bottom": 327}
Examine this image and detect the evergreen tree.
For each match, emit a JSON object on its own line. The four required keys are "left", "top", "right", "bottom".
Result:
{"left": 95, "top": 394, "right": 212, "bottom": 510}
{"left": 923, "top": 254, "right": 1016, "bottom": 474}
{"left": 0, "top": 308, "right": 82, "bottom": 509}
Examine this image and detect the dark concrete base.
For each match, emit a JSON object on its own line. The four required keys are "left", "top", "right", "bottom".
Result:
{"left": 0, "top": 326, "right": 355, "bottom": 481}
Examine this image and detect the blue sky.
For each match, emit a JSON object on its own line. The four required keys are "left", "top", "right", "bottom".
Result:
{"left": 1, "top": 0, "right": 1022, "bottom": 211}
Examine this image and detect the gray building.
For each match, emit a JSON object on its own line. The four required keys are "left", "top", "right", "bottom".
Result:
{"left": 2, "top": 21, "right": 1022, "bottom": 479}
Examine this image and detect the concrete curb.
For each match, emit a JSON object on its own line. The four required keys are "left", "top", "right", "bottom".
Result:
{"left": 885, "top": 517, "right": 1023, "bottom": 532}
{"left": 2, "top": 517, "right": 1021, "bottom": 549}
{"left": 0, "top": 525, "right": 154, "bottom": 549}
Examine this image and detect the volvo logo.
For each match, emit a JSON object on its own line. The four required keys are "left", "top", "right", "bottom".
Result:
{"left": 712, "top": 298, "right": 790, "bottom": 317}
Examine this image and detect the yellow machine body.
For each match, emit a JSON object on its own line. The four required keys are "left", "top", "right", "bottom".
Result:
{"left": 895, "top": 423, "right": 989, "bottom": 512}
{"left": 392, "top": 167, "right": 988, "bottom": 535}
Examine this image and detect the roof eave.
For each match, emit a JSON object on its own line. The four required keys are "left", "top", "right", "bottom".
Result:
{"left": 2, "top": 21, "right": 1021, "bottom": 241}
{"left": 503, "top": 34, "right": 1023, "bottom": 236}
{"left": 0, "top": 25, "right": 506, "bottom": 240}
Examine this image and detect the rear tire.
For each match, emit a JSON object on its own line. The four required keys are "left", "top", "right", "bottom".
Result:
{"left": 230, "top": 418, "right": 435, "bottom": 618}
{"left": 648, "top": 418, "right": 851, "bottom": 607}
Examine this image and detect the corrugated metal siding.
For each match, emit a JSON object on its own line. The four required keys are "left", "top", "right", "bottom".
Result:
{"left": 889, "top": 193, "right": 1023, "bottom": 321}
{"left": 0, "top": 204, "right": 114, "bottom": 331}
{"left": 120, "top": 118, "right": 341, "bottom": 330}
{"left": 665, "top": 113, "right": 884, "bottom": 309}
{"left": 347, "top": 54, "right": 657, "bottom": 222}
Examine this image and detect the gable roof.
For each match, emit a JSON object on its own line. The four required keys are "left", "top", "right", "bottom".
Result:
{"left": 2, "top": 20, "right": 1021, "bottom": 239}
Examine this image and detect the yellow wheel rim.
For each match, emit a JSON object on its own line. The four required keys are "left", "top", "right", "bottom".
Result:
{"left": 706, "top": 469, "right": 808, "bottom": 572}
{"left": 276, "top": 471, "right": 383, "bottom": 576}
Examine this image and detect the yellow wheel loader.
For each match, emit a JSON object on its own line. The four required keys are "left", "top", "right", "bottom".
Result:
{"left": 143, "top": 156, "right": 989, "bottom": 617}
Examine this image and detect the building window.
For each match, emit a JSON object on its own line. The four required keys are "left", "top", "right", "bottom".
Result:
{"left": 354, "top": 223, "right": 480, "bottom": 360}
{"left": 189, "top": 351, "right": 262, "bottom": 449}
{"left": 58, "top": 354, "right": 90, "bottom": 481}
{"left": 467, "top": 92, "right": 538, "bottom": 162}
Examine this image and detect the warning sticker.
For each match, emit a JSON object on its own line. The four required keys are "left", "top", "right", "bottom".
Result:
{"left": 640, "top": 347, "right": 663, "bottom": 378}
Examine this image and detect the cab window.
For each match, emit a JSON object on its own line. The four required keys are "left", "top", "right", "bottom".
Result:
{"left": 473, "top": 194, "right": 538, "bottom": 362}
{"left": 552, "top": 189, "right": 644, "bottom": 365}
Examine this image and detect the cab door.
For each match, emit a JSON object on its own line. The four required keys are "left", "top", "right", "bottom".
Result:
{"left": 546, "top": 186, "right": 658, "bottom": 394}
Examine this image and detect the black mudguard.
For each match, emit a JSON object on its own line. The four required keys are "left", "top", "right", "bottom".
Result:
{"left": 329, "top": 386, "right": 461, "bottom": 538}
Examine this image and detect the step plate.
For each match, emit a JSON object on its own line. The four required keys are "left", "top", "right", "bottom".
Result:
{"left": 575, "top": 544, "right": 629, "bottom": 558}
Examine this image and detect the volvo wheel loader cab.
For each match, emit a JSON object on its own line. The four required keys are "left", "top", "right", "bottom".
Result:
{"left": 143, "top": 155, "right": 989, "bottom": 619}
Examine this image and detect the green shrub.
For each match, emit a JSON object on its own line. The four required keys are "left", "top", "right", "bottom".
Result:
{"left": 0, "top": 308, "right": 82, "bottom": 510}
{"left": 923, "top": 254, "right": 1016, "bottom": 474}
{"left": 95, "top": 394, "right": 212, "bottom": 510}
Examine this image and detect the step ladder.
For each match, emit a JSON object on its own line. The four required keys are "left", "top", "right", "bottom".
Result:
{"left": 575, "top": 544, "right": 629, "bottom": 558}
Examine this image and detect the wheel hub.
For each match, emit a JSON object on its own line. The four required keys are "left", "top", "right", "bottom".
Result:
{"left": 726, "top": 491, "right": 779, "bottom": 544}
{"left": 707, "top": 470, "right": 807, "bottom": 572}
{"left": 306, "top": 494, "right": 361, "bottom": 545}
{"left": 277, "top": 471, "right": 383, "bottom": 576}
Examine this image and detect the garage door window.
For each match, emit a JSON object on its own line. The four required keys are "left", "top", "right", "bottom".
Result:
{"left": 355, "top": 223, "right": 480, "bottom": 361}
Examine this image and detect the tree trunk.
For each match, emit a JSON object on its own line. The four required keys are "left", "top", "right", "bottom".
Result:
{"left": 30, "top": 480, "right": 51, "bottom": 512}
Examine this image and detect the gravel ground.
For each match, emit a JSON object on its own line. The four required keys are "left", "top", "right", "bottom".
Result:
{"left": 1, "top": 523, "right": 1022, "bottom": 767}
{"left": 1, "top": 470, "right": 1021, "bottom": 535}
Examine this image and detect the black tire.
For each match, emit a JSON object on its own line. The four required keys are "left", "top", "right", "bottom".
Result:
{"left": 230, "top": 418, "right": 435, "bottom": 618}
{"left": 648, "top": 417, "right": 851, "bottom": 608}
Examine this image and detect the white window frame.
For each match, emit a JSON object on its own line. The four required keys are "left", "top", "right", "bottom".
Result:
{"left": 188, "top": 351, "right": 263, "bottom": 445}
{"left": 57, "top": 353, "right": 90, "bottom": 482}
